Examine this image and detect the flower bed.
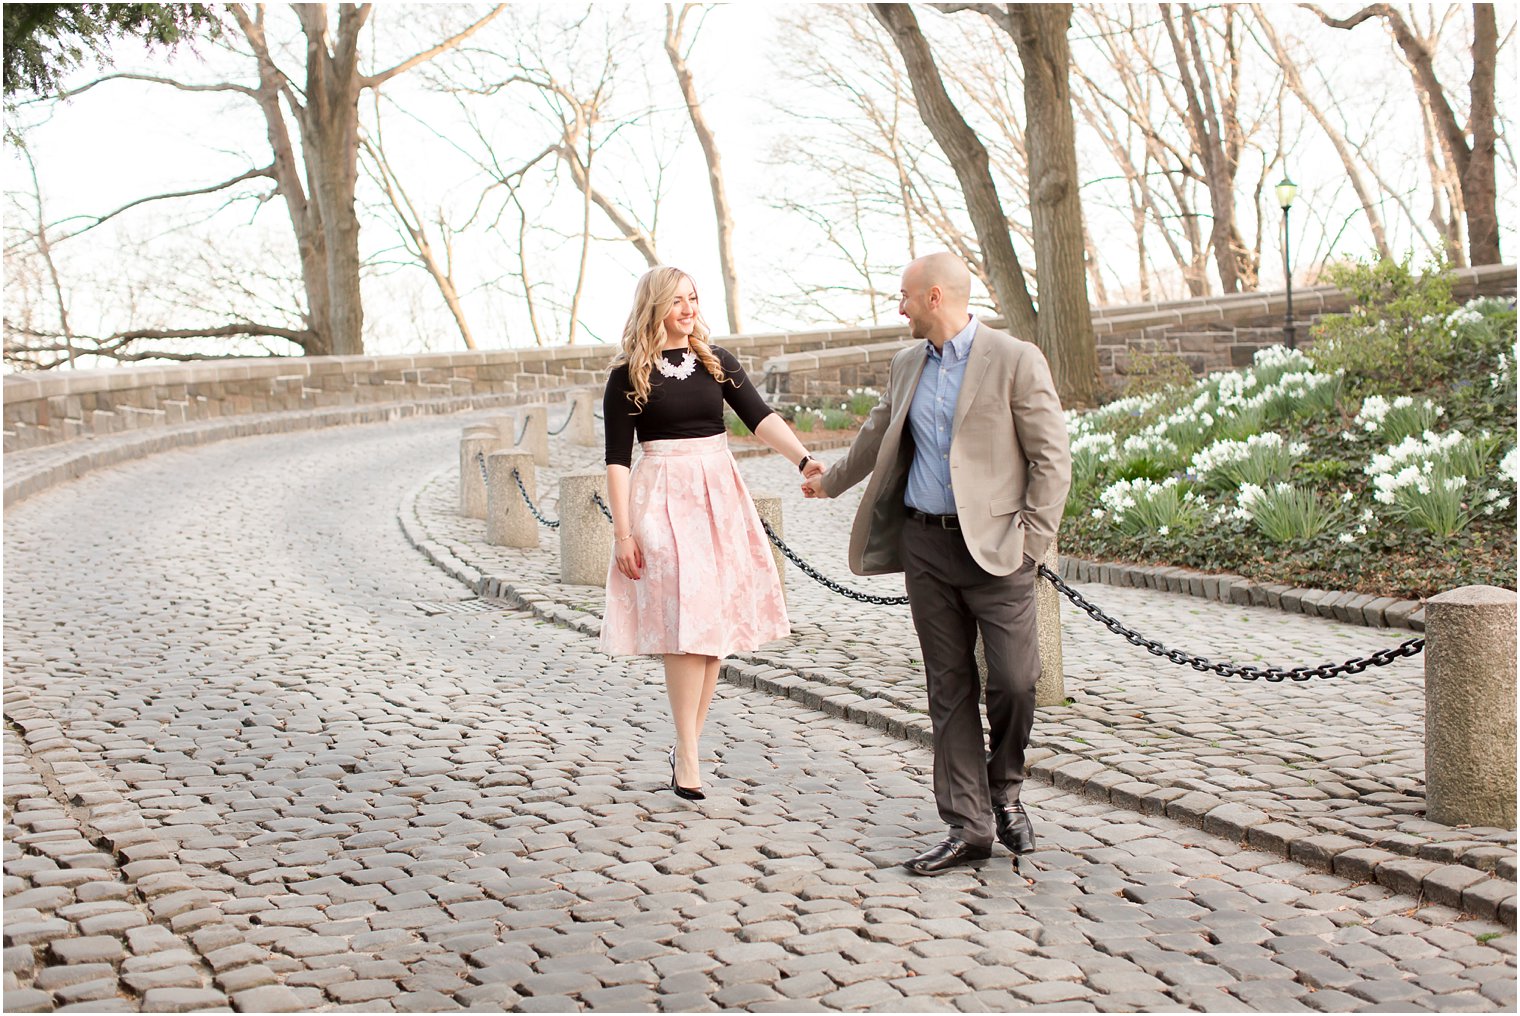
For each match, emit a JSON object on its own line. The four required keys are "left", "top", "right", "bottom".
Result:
{"left": 1060, "top": 262, "right": 1516, "bottom": 601}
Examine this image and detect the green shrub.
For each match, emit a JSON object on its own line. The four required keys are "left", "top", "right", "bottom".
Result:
{"left": 1237, "top": 483, "right": 1339, "bottom": 542}
{"left": 1121, "top": 348, "right": 1194, "bottom": 397}
{"left": 819, "top": 408, "right": 853, "bottom": 430}
{"left": 724, "top": 410, "right": 750, "bottom": 436}
{"left": 845, "top": 387, "right": 880, "bottom": 416}
{"left": 1309, "top": 255, "right": 1457, "bottom": 394}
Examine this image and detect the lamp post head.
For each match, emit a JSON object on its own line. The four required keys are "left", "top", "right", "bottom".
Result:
{"left": 1276, "top": 177, "right": 1298, "bottom": 210}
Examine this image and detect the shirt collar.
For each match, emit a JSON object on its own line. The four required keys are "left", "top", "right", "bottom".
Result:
{"left": 927, "top": 315, "right": 978, "bottom": 362}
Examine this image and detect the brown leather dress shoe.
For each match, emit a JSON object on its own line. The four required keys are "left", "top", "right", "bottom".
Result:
{"left": 903, "top": 836, "right": 992, "bottom": 876}
{"left": 993, "top": 801, "right": 1036, "bottom": 854}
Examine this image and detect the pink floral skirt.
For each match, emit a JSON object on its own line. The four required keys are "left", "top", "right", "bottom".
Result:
{"left": 600, "top": 433, "right": 790, "bottom": 658}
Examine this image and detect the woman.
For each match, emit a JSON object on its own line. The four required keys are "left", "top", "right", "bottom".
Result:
{"left": 600, "top": 266, "right": 817, "bottom": 800}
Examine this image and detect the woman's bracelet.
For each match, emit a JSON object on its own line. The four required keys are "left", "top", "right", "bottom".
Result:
{"left": 616, "top": 533, "right": 634, "bottom": 543}
{"left": 797, "top": 454, "right": 813, "bottom": 474}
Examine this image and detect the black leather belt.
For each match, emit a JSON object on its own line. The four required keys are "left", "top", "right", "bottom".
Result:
{"left": 906, "top": 506, "right": 960, "bottom": 529}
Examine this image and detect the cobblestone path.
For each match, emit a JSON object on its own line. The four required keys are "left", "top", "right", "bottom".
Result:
{"left": 4, "top": 417, "right": 1515, "bottom": 1012}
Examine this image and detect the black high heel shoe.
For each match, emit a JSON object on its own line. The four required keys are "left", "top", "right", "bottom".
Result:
{"left": 668, "top": 746, "right": 705, "bottom": 800}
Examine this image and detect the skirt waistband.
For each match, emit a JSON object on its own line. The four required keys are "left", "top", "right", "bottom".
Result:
{"left": 639, "top": 433, "right": 730, "bottom": 457}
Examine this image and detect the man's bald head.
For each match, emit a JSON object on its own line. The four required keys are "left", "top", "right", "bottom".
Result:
{"left": 903, "top": 252, "right": 971, "bottom": 311}
{"left": 898, "top": 252, "right": 973, "bottom": 345}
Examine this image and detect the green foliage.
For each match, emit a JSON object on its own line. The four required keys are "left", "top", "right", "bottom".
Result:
{"left": 818, "top": 407, "right": 853, "bottom": 430}
{"left": 1239, "top": 484, "right": 1339, "bottom": 543}
{"left": 1309, "top": 255, "right": 1458, "bottom": 395}
{"left": 723, "top": 409, "right": 750, "bottom": 437}
{"left": 845, "top": 387, "right": 880, "bottom": 416}
{"left": 1063, "top": 255, "right": 1516, "bottom": 599}
{"left": 1121, "top": 348, "right": 1194, "bottom": 397}
{"left": 4, "top": 4, "right": 223, "bottom": 96}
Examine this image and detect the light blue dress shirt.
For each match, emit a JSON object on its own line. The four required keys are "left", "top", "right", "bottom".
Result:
{"left": 904, "top": 315, "right": 977, "bottom": 515}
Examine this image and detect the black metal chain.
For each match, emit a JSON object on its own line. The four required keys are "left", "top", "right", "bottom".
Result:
{"left": 756, "top": 515, "right": 1422, "bottom": 681}
{"left": 476, "top": 446, "right": 1422, "bottom": 683}
{"left": 759, "top": 519, "right": 910, "bottom": 605}
{"left": 548, "top": 400, "right": 576, "bottom": 436}
{"left": 510, "top": 467, "right": 560, "bottom": 528}
{"left": 473, "top": 450, "right": 489, "bottom": 486}
{"left": 1038, "top": 565, "right": 1425, "bottom": 682}
{"left": 515, "top": 415, "right": 531, "bottom": 446}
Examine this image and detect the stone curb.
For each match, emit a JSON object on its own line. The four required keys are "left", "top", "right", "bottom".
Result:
{"left": 3, "top": 389, "right": 579, "bottom": 509}
{"left": 1057, "top": 556, "right": 1427, "bottom": 634}
{"left": 396, "top": 467, "right": 1517, "bottom": 929}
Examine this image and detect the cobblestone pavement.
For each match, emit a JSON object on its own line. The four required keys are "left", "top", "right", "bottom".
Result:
{"left": 4, "top": 415, "right": 1516, "bottom": 1013}
{"left": 414, "top": 420, "right": 1517, "bottom": 911}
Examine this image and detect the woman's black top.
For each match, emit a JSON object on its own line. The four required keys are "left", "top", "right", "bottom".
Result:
{"left": 603, "top": 346, "right": 774, "bottom": 467}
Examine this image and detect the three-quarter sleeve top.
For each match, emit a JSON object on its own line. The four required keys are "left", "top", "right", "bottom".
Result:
{"left": 603, "top": 346, "right": 774, "bottom": 467}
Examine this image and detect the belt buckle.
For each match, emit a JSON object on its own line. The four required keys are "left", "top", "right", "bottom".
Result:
{"left": 939, "top": 514, "right": 958, "bottom": 530}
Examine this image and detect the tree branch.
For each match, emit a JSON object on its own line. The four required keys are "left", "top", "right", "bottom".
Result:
{"left": 54, "top": 164, "right": 277, "bottom": 240}
{"left": 362, "top": 5, "right": 508, "bottom": 88}
{"left": 43, "top": 71, "right": 257, "bottom": 103}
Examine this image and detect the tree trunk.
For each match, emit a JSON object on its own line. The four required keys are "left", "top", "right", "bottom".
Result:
{"left": 1163, "top": 4, "right": 1248, "bottom": 293}
{"left": 296, "top": 4, "right": 366, "bottom": 357}
{"left": 665, "top": 5, "right": 742, "bottom": 333}
{"left": 870, "top": 2, "right": 1038, "bottom": 340}
{"left": 1005, "top": 4, "right": 1097, "bottom": 405}
{"left": 1307, "top": 3, "right": 1500, "bottom": 265}
{"left": 1465, "top": 2, "right": 1499, "bottom": 265}
{"left": 1254, "top": 6, "right": 1391, "bottom": 260}
{"left": 233, "top": 5, "right": 328, "bottom": 354}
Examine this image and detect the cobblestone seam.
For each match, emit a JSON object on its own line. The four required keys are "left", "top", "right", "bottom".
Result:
{"left": 396, "top": 467, "right": 1518, "bottom": 930}
{"left": 2, "top": 715, "right": 303, "bottom": 1012}
{"left": 1057, "top": 556, "right": 1428, "bottom": 634}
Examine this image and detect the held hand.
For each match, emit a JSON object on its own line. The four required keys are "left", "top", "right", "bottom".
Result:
{"left": 801, "top": 474, "right": 829, "bottom": 499}
{"left": 801, "top": 458, "right": 826, "bottom": 480}
{"left": 615, "top": 535, "right": 644, "bottom": 580}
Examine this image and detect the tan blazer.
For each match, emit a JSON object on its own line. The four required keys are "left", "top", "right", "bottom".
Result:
{"left": 821, "top": 322, "right": 1071, "bottom": 577}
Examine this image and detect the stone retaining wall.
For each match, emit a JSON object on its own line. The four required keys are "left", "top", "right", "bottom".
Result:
{"left": 5, "top": 264, "right": 1513, "bottom": 449}
{"left": 0, "top": 328, "right": 902, "bottom": 454}
{"left": 760, "top": 264, "right": 1517, "bottom": 405}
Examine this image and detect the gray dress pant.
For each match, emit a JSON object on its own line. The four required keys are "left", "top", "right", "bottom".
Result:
{"left": 901, "top": 518, "right": 1040, "bottom": 848}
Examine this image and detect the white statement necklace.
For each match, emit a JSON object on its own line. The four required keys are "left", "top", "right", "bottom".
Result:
{"left": 655, "top": 348, "right": 698, "bottom": 380}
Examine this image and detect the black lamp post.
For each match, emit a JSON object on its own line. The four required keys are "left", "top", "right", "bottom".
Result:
{"left": 1276, "top": 176, "right": 1298, "bottom": 350}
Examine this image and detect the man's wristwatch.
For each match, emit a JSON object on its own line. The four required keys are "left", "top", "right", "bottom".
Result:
{"left": 797, "top": 454, "right": 814, "bottom": 474}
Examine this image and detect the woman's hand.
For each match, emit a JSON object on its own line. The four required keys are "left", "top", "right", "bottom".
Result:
{"left": 614, "top": 534, "right": 644, "bottom": 580}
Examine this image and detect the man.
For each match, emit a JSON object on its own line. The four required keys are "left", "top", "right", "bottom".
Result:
{"left": 802, "top": 252, "right": 1070, "bottom": 875}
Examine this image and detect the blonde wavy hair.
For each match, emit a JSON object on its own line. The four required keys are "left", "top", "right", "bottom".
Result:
{"left": 613, "top": 266, "right": 726, "bottom": 412}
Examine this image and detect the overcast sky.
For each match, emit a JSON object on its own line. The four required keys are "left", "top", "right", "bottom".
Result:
{"left": 5, "top": 2, "right": 1514, "bottom": 367}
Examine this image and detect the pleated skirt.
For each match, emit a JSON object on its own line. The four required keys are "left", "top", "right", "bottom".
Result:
{"left": 599, "top": 433, "right": 790, "bottom": 657}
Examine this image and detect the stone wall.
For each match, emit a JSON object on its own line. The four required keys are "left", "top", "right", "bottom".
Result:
{"left": 0, "top": 327, "right": 900, "bottom": 453}
{"left": 4, "top": 264, "right": 1513, "bottom": 450}
{"left": 759, "top": 264, "right": 1517, "bottom": 406}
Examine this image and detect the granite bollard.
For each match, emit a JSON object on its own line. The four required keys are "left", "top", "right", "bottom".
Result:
{"left": 750, "top": 494, "right": 786, "bottom": 609}
{"left": 559, "top": 472, "right": 613, "bottom": 586}
{"left": 487, "top": 415, "right": 516, "bottom": 447}
{"left": 486, "top": 450, "right": 539, "bottom": 548}
{"left": 567, "top": 389, "right": 598, "bottom": 447}
{"left": 1424, "top": 584, "right": 1516, "bottom": 828}
{"left": 518, "top": 404, "right": 549, "bottom": 466}
{"left": 976, "top": 537, "right": 1065, "bottom": 707}
{"left": 458, "top": 426, "right": 499, "bottom": 519}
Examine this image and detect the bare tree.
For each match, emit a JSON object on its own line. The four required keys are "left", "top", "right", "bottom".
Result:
{"left": 1161, "top": 3, "right": 1258, "bottom": 292}
{"left": 663, "top": 4, "right": 742, "bottom": 333}
{"left": 1251, "top": 6, "right": 1392, "bottom": 261}
{"left": 35, "top": 3, "right": 504, "bottom": 359}
{"left": 360, "top": 103, "right": 477, "bottom": 349}
{"left": 937, "top": 3, "right": 1098, "bottom": 403}
{"left": 869, "top": 3, "right": 1038, "bottom": 338}
{"left": 1303, "top": 2, "right": 1501, "bottom": 266}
